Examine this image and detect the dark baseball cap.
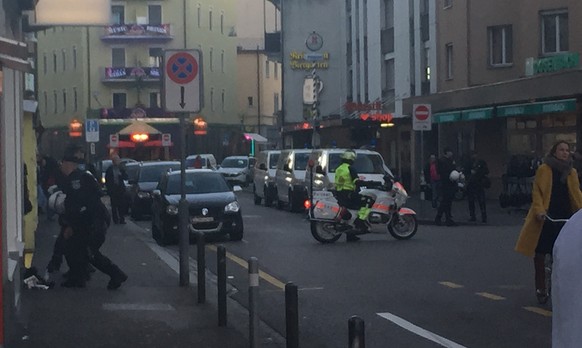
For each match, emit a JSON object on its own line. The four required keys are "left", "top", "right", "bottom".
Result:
{"left": 62, "top": 144, "right": 85, "bottom": 164}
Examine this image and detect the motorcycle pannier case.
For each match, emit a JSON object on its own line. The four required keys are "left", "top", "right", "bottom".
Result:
{"left": 312, "top": 200, "right": 342, "bottom": 220}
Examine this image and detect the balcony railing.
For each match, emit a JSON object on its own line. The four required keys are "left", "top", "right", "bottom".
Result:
{"left": 102, "top": 67, "right": 161, "bottom": 82}
{"left": 102, "top": 23, "right": 173, "bottom": 40}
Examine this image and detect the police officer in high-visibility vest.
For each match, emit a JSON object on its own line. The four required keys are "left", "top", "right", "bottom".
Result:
{"left": 334, "top": 150, "right": 372, "bottom": 241}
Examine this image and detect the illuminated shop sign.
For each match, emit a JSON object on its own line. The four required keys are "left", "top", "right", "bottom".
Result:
{"left": 290, "top": 51, "right": 330, "bottom": 70}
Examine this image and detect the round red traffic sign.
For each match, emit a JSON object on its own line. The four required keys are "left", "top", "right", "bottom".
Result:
{"left": 414, "top": 105, "right": 430, "bottom": 121}
{"left": 166, "top": 52, "right": 199, "bottom": 84}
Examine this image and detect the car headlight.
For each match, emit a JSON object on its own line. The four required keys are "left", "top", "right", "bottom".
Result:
{"left": 101, "top": 177, "right": 106, "bottom": 184}
{"left": 224, "top": 201, "right": 240, "bottom": 213}
{"left": 137, "top": 191, "right": 151, "bottom": 199}
{"left": 166, "top": 205, "right": 178, "bottom": 215}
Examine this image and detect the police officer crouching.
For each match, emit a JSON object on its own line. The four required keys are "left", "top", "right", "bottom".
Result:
{"left": 334, "top": 150, "right": 373, "bottom": 242}
{"left": 58, "top": 144, "right": 128, "bottom": 289}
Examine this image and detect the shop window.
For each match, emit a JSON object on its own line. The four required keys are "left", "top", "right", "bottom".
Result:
{"left": 541, "top": 10, "right": 568, "bottom": 55}
{"left": 542, "top": 133, "right": 576, "bottom": 154}
{"left": 508, "top": 134, "right": 536, "bottom": 155}
{"left": 488, "top": 25, "right": 513, "bottom": 66}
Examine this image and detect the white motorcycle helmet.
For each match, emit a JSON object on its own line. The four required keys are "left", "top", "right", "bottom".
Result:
{"left": 449, "top": 170, "right": 462, "bottom": 182}
{"left": 48, "top": 191, "right": 67, "bottom": 214}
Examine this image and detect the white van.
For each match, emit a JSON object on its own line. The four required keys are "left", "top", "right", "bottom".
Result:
{"left": 275, "top": 149, "right": 312, "bottom": 212}
{"left": 185, "top": 154, "right": 218, "bottom": 170}
{"left": 253, "top": 150, "right": 281, "bottom": 206}
{"left": 305, "top": 149, "right": 393, "bottom": 191}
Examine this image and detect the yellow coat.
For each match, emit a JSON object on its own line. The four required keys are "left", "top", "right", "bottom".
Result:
{"left": 515, "top": 164, "right": 582, "bottom": 257}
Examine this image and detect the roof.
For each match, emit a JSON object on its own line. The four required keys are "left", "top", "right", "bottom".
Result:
{"left": 118, "top": 120, "right": 162, "bottom": 135}
{"left": 167, "top": 169, "right": 214, "bottom": 175}
{"left": 140, "top": 161, "right": 181, "bottom": 167}
{"left": 244, "top": 133, "right": 268, "bottom": 143}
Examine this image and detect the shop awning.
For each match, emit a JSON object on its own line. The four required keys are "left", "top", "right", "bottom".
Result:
{"left": 462, "top": 107, "right": 494, "bottom": 121}
{"left": 497, "top": 98, "right": 576, "bottom": 117}
{"left": 244, "top": 133, "right": 268, "bottom": 143}
{"left": 433, "top": 111, "right": 461, "bottom": 123}
{"left": 118, "top": 120, "right": 162, "bottom": 135}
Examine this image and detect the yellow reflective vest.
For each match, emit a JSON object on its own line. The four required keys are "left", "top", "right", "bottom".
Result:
{"left": 335, "top": 163, "right": 356, "bottom": 191}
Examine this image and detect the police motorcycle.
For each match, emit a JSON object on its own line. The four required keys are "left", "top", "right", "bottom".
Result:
{"left": 306, "top": 172, "right": 418, "bottom": 244}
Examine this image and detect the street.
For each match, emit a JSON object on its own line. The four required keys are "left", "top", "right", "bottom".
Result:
{"left": 132, "top": 190, "right": 552, "bottom": 348}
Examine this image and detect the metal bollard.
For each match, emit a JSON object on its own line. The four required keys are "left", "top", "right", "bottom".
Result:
{"left": 217, "top": 245, "right": 227, "bottom": 327}
{"left": 285, "top": 282, "right": 299, "bottom": 348}
{"left": 248, "top": 257, "right": 259, "bottom": 348}
{"left": 196, "top": 231, "right": 206, "bottom": 304}
{"left": 348, "top": 316, "right": 365, "bottom": 348}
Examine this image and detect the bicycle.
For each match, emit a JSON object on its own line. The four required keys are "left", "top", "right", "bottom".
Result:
{"left": 537, "top": 215, "right": 569, "bottom": 304}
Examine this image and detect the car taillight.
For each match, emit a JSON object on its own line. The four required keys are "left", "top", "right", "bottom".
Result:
{"left": 304, "top": 200, "right": 311, "bottom": 210}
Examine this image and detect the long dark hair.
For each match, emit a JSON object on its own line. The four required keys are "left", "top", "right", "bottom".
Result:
{"left": 548, "top": 140, "right": 570, "bottom": 158}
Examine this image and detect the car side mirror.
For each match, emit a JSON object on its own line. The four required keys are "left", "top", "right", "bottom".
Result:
{"left": 152, "top": 189, "right": 161, "bottom": 196}
{"left": 259, "top": 163, "right": 267, "bottom": 170}
{"left": 233, "top": 185, "right": 242, "bottom": 192}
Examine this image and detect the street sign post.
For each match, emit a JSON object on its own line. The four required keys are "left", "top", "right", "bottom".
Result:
{"left": 162, "top": 133, "right": 171, "bottom": 147}
{"left": 109, "top": 134, "right": 119, "bottom": 148}
{"left": 85, "top": 119, "right": 100, "bottom": 142}
{"left": 163, "top": 49, "right": 203, "bottom": 113}
{"left": 412, "top": 104, "right": 432, "bottom": 131}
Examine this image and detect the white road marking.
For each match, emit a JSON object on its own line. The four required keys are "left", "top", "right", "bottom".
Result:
{"left": 475, "top": 292, "right": 506, "bottom": 301}
{"left": 298, "top": 287, "right": 324, "bottom": 291}
{"left": 243, "top": 215, "right": 262, "bottom": 218}
{"left": 377, "top": 312, "right": 467, "bottom": 348}
{"left": 523, "top": 306, "right": 552, "bottom": 317}
{"left": 103, "top": 303, "right": 175, "bottom": 311}
{"left": 439, "top": 281, "right": 464, "bottom": 289}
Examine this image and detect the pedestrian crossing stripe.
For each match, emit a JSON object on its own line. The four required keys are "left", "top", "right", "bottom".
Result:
{"left": 475, "top": 292, "right": 506, "bottom": 301}
{"left": 439, "top": 281, "right": 464, "bottom": 289}
{"left": 523, "top": 306, "right": 552, "bottom": 317}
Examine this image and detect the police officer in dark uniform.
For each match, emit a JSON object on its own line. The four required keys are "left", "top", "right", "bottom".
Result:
{"left": 59, "top": 144, "right": 128, "bottom": 289}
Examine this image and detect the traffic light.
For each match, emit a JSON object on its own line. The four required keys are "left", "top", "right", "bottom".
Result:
{"left": 69, "top": 119, "right": 83, "bottom": 137}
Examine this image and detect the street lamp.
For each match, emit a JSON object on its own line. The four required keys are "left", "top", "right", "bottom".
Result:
{"left": 69, "top": 118, "right": 83, "bottom": 137}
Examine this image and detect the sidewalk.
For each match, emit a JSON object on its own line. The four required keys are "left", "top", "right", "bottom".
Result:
{"left": 10, "top": 218, "right": 285, "bottom": 348}
{"left": 406, "top": 193, "right": 528, "bottom": 227}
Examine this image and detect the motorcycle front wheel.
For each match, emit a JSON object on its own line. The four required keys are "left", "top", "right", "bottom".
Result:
{"left": 387, "top": 214, "right": 418, "bottom": 240}
{"left": 310, "top": 221, "right": 343, "bottom": 244}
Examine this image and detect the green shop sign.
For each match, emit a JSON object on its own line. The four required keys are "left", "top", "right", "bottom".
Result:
{"left": 433, "top": 111, "right": 461, "bottom": 123}
{"left": 497, "top": 98, "right": 576, "bottom": 117}
{"left": 533, "top": 52, "right": 579, "bottom": 75}
{"left": 462, "top": 107, "right": 493, "bottom": 121}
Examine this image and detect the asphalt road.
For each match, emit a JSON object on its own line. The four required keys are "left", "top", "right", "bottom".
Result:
{"left": 134, "top": 190, "right": 552, "bottom": 348}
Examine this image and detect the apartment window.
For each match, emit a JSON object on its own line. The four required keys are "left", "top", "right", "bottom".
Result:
{"left": 148, "top": 5, "right": 162, "bottom": 25}
{"left": 274, "top": 93, "right": 280, "bottom": 113}
{"left": 209, "top": 10, "right": 213, "bottom": 31}
{"left": 61, "top": 50, "right": 66, "bottom": 71}
{"left": 221, "top": 90, "right": 225, "bottom": 111}
{"left": 149, "top": 47, "right": 163, "bottom": 67}
{"left": 446, "top": 43, "right": 453, "bottom": 79}
{"left": 43, "top": 92, "right": 48, "bottom": 114}
{"left": 383, "top": 0, "right": 394, "bottom": 29}
{"left": 43, "top": 54, "right": 47, "bottom": 75}
{"left": 111, "top": 48, "right": 126, "bottom": 67}
{"left": 541, "top": 10, "right": 568, "bottom": 54}
{"left": 221, "top": 50, "right": 224, "bottom": 73}
{"left": 62, "top": 89, "right": 67, "bottom": 112}
{"left": 489, "top": 25, "right": 513, "bottom": 66}
{"left": 149, "top": 92, "right": 160, "bottom": 107}
{"left": 265, "top": 61, "right": 270, "bottom": 78}
{"left": 111, "top": 5, "right": 124, "bottom": 25}
{"left": 113, "top": 93, "right": 127, "bottom": 110}
{"left": 197, "top": 5, "right": 201, "bottom": 28}
{"left": 248, "top": 97, "right": 253, "bottom": 107}
{"left": 220, "top": 13, "right": 224, "bottom": 34}
{"left": 73, "top": 88, "right": 78, "bottom": 112}
{"left": 73, "top": 46, "right": 77, "bottom": 70}
{"left": 53, "top": 52, "right": 57, "bottom": 73}
{"left": 210, "top": 88, "right": 215, "bottom": 111}
{"left": 274, "top": 64, "right": 278, "bottom": 79}
{"left": 443, "top": 0, "right": 452, "bottom": 9}
{"left": 382, "top": 58, "right": 395, "bottom": 96}
{"left": 209, "top": 48, "right": 214, "bottom": 71}
{"left": 53, "top": 91, "right": 57, "bottom": 113}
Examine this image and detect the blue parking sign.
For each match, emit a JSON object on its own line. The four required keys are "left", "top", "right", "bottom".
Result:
{"left": 85, "top": 119, "right": 100, "bottom": 142}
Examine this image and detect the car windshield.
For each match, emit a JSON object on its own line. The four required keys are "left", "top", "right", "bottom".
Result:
{"left": 124, "top": 164, "right": 140, "bottom": 182}
{"left": 269, "top": 153, "right": 280, "bottom": 169}
{"left": 221, "top": 158, "right": 248, "bottom": 168}
{"left": 139, "top": 164, "right": 181, "bottom": 182}
{"left": 185, "top": 157, "right": 208, "bottom": 168}
{"left": 328, "top": 154, "right": 385, "bottom": 174}
{"left": 294, "top": 153, "right": 310, "bottom": 170}
{"left": 166, "top": 172, "right": 231, "bottom": 195}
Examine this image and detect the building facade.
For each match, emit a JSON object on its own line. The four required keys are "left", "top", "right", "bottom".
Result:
{"left": 405, "top": 0, "right": 582, "bottom": 195}
{"left": 37, "top": 0, "right": 241, "bottom": 161}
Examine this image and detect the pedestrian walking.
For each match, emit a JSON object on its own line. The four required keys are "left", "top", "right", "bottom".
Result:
{"left": 515, "top": 140, "right": 582, "bottom": 304}
{"left": 105, "top": 155, "right": 128, "bottom": 224}
{"left": 58, "top": 144, "right": 128, "bottom": 289}
{"left": 424, "top": 154, "right": 440, "bottom": 209}
{"left": 435, "top": 148, "right": 458, "bottom": 226}
{"left": 463, "top": 151, "right": 490, "bottom": 223}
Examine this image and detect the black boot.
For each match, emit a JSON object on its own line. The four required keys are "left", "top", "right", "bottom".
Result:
{"left": 107, "top": 266, "right": 128, "bottom": 290}
{"left": 346, "top": 234, "right": 360, "bottom": 242}
{"left": 353, "top": 218, "right": 369, "bottom": 233}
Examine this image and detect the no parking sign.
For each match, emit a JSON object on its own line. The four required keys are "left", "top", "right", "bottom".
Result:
{"left": 163, "top": 50, "right": 203, "bottom": 113}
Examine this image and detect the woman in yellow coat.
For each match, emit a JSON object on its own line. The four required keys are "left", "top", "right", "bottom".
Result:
{"left": 515, "top": 140, "right": 582, "bottom": 304}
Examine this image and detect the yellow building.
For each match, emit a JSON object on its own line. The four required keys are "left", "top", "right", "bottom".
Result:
{"left": 37, "top": 0, "right": 240, "bottom": 160}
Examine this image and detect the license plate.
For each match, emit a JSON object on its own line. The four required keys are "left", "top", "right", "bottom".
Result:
{"left": 191, "top": 216, "right": 214, "bottom": 223}
{"left": 313, "top": 191, "right": 334, "bottom": 200}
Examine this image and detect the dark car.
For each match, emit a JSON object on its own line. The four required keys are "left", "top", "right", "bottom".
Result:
{"left": 129, "top": 161, "right": 181, "bottom": 220}
{"left": 151, "top": 169, "right": 244, "bottom": 245}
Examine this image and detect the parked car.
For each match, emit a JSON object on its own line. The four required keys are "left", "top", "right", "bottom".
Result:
{"left": 151, "top": 169, "right": 244, "bottom": 245}
{"left": 305, "top": 148, "right": 393, "bottom": 192}
{"left": 185, "top": 154, "right": 218, "bottom": 170}
{"left": 275, "top": 149, "right": 312, "bottom": 212}
{"left": 252, "top": 150, "right": 281, "bottom": 206}
{"left": 217, "top": 156, "right": 255, "bottom": 186}
{"left": 129, "top": 161, "right": 181, "bottom": 220}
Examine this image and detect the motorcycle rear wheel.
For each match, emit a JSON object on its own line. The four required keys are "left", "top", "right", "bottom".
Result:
{"left": 387, "top": 214, "right": 417, "bottom": 240}
{"left": 310, "top": 221, "right": 342, "bottom": 244}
